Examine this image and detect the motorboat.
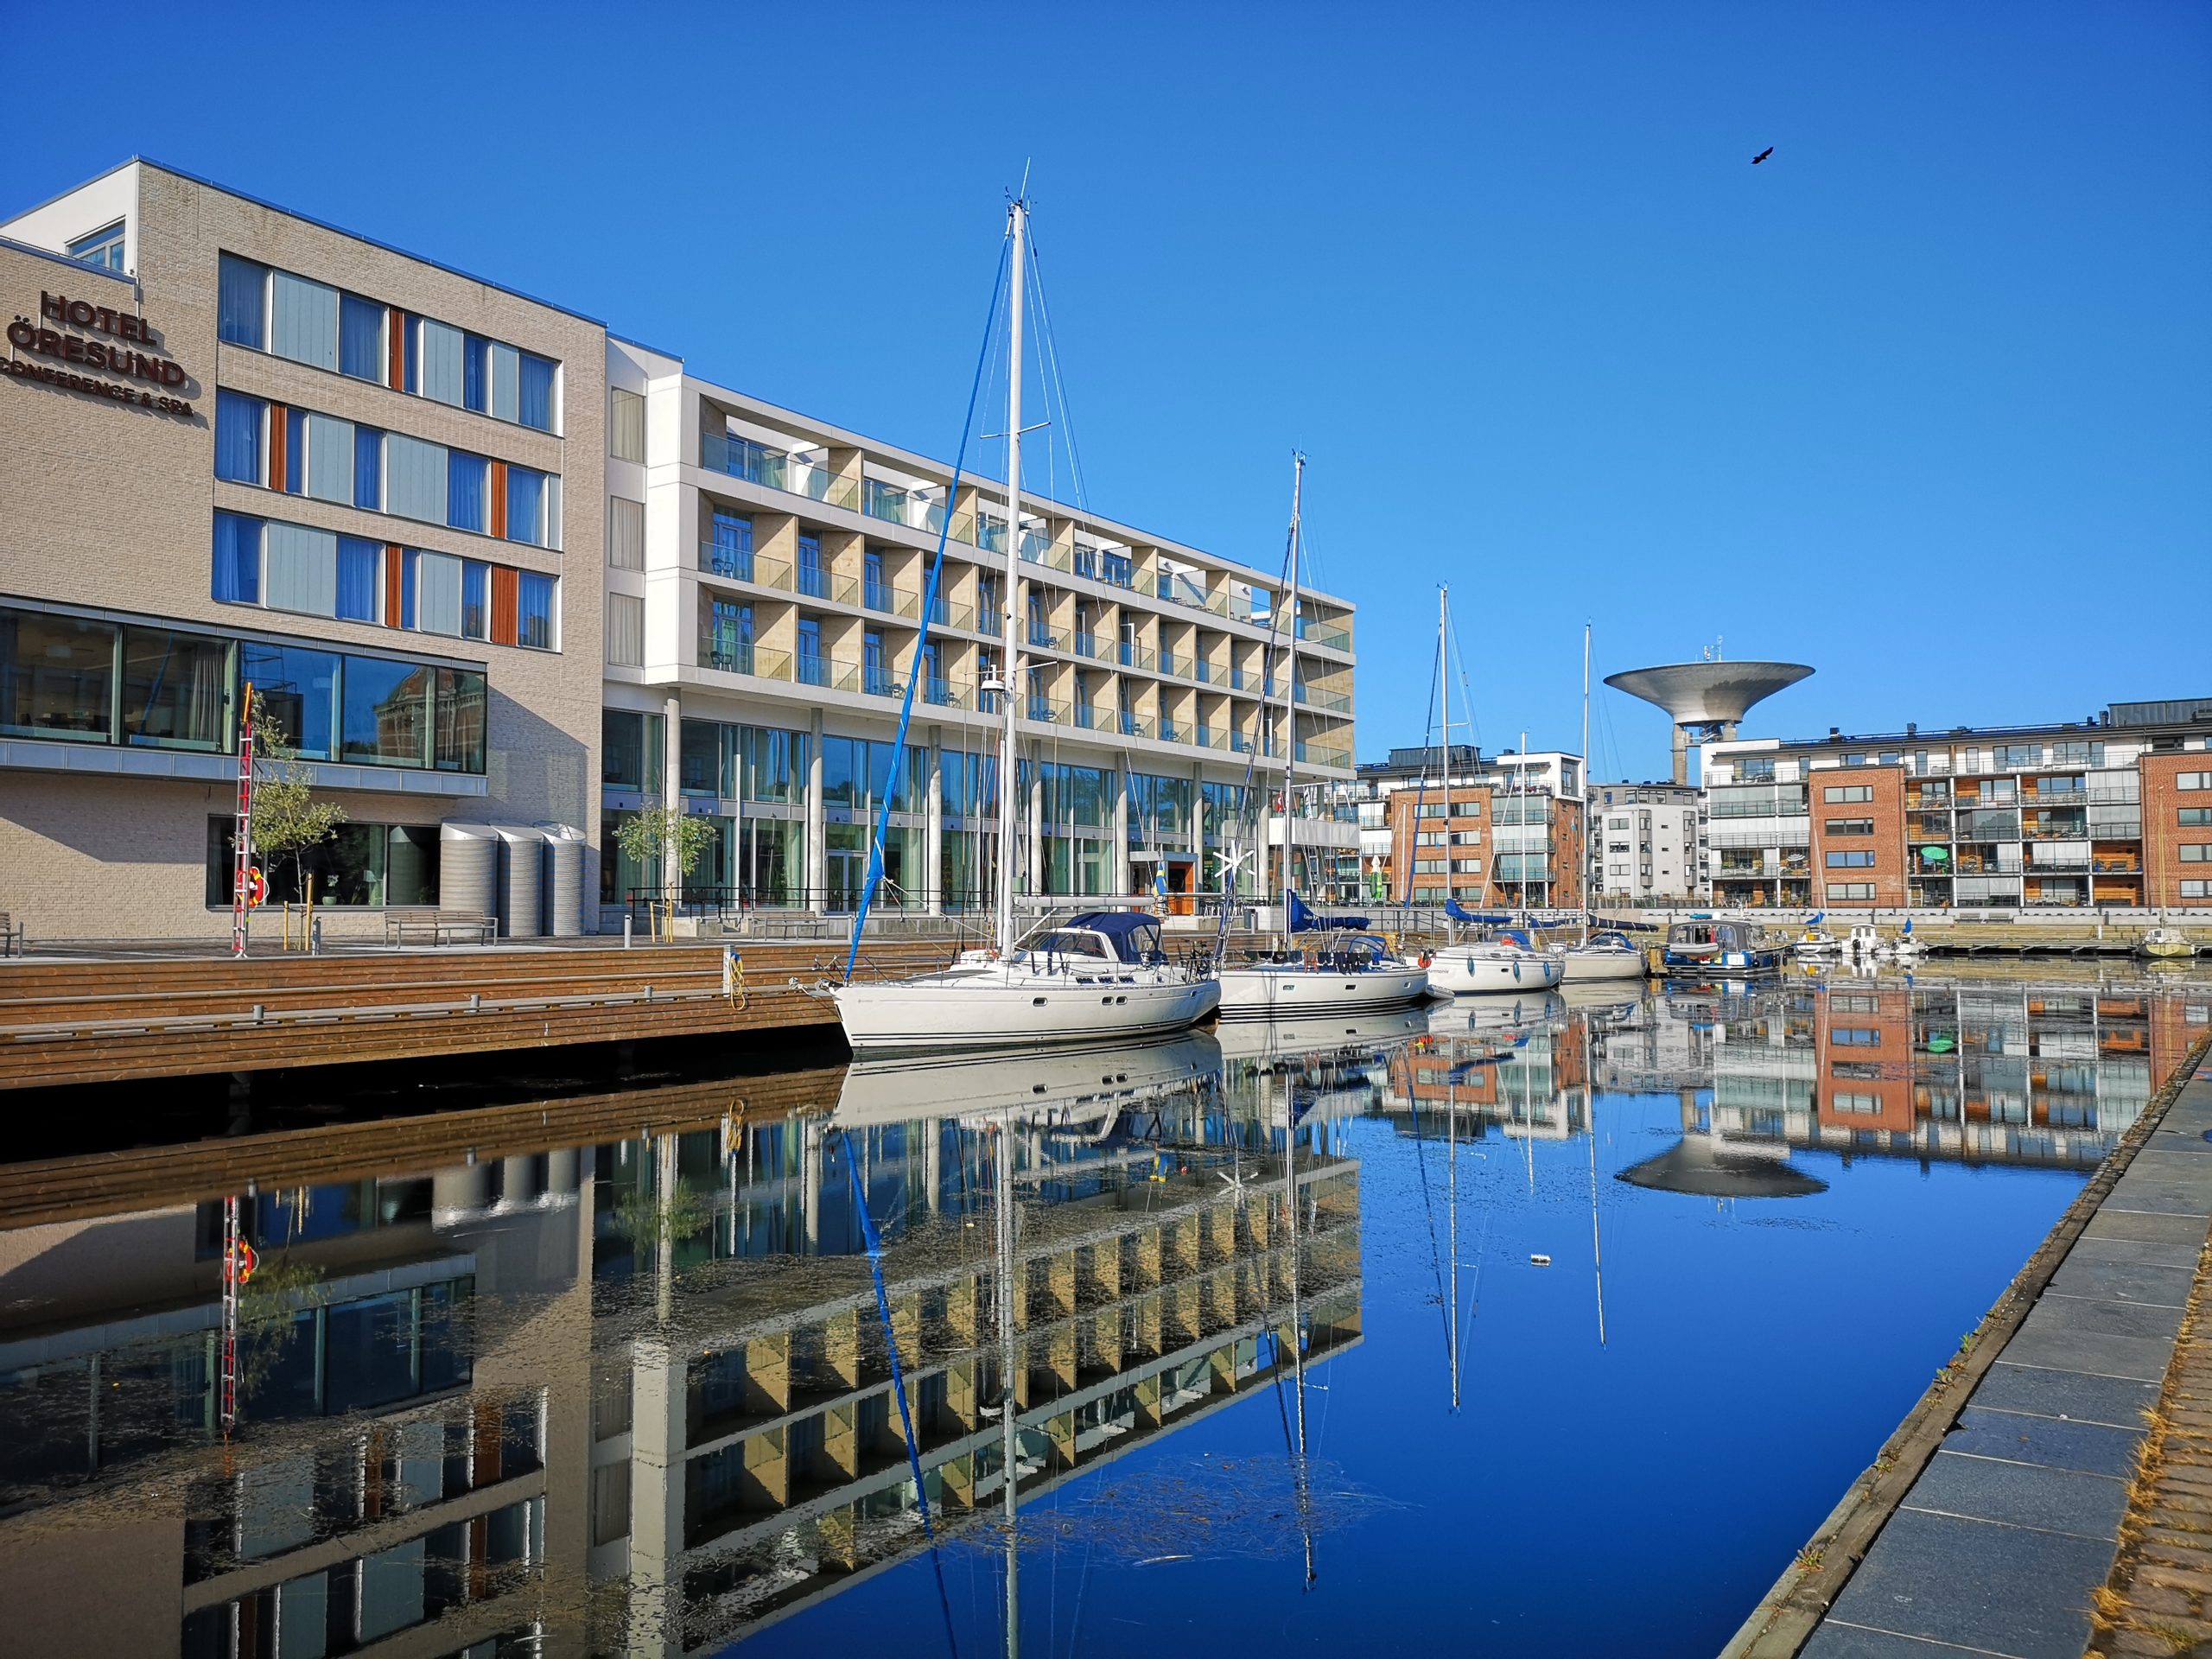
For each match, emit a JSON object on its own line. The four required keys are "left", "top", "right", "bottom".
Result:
{"left": 1846, "top": 924, "right": 1885, "bottom": 960}
{"left": 833, "top": 911, "right": 1219, "bottom": 1055}
{"left": 1662, "top": 919, "right": 1783, "bottom": 972}
{"left": 1791, "top": 919, "right": 1845, "bottom": 957}
{"left": 831, "top": 196, "right": 1217, "bottom": 1056}
{"left": 1554, "top": 929, "right": 1647, "bottom": 982}
{"left": 2140, "top": 926, "right": 2194, "bottom": 961}
{"left": 1413, "top": 929, "right": 1565, "bottom": 995}
{"left": 1218, "top": 931, "right": 1431, "bottom": 1018}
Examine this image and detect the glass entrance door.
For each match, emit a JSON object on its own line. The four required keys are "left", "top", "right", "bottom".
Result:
{"left": 825, "top": 823, "right": 868, "bottom": 912}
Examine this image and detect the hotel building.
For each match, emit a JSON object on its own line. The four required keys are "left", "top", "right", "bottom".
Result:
{"left": 1700, "top": 697, "right": 2212, "bottom": 910}
{"left": 0, "top": 160, "right": 1357, "bottom": 943}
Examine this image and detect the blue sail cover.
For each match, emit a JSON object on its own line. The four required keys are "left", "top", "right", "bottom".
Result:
{"left": 1287, "top": 891, "right": 1370, "bottom": 933}
{"left": 1445, "top": 899, "right": 1512, "bottom": 925}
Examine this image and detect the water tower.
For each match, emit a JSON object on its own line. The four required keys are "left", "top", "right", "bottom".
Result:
{"left": 1604, "top": 658, "right": 1815, "bottom": 785}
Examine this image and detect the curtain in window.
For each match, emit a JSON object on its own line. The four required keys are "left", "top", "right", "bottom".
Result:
{"left": 336, "top": 538, "right": 381, "bottom": 622}
{"left": 214, "top": 391, "right": 264, "bottom": 484}
{"left": 416, "top": 551, "right": 463, "bottom": 636}
{"left": 505, "top": 467, "right": 543, "bottom": 544}
{"left": 212, "top": 512, "right": 261, "bottom": 602}
{"left": 607, "top": 594, "right": 645, "bottom": 667}
{"left": 461, "top": 561, "right": 488, "bottom": 639}
{"left": 447, "top": 452, "right": 487, "bottom": 532}
{"left": 418, "top": 319, "right": 463, "bottom": 405}
{"left": 609, "top": 498, "right": 644, "bottom": 569}
{"left": 518, "top": 573, "right": 555, "bottom": 650}
{"left": 304, "top": 412, "right": 355, "bottom": 505}
{"left": 384, "top": 435, "right": 448, "bottom": 522}
{"left": 545, "top": 476, "right": 561, "bottom": 550}
{"left": 518, "top": 353, "right": 555, "bottom": 431}
{"left": 339, "top": 293, "right": 384, "bottom": 380}
{"left": 353, "top": 427, "right": 383, "bottom": 510}
{"left": 218, "top": 254, "right": 266, "bottom": 347}
{"left": 266, "top": 522, "right": 339, "bottom": 616}
{"left": 462, "top": 335, "right": 487, "bottom": 412}
{"left": 270, "top": 270, "right": 338, "bottom": 371}
{"left": 488, "top": 342, "right": 519, "bottom": 423}
{"left": 283, "top": 409, "right": 306, "bottom": 493}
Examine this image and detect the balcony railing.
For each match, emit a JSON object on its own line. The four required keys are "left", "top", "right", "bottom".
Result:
{"left": 696, "top": 635, "right": 794, "bottom": 683}
{"left": 796, "top": 653, "right": 862, "bottom": 694}
{"left": 1294, "top": 741, "right": 1351, "bottom": 770}
{"left": 1295, "top": 683, "right": 1353, "bottom": 715}
{"left": 1297, "top": 615, "right": 1353, "bottom": 652}
{"left": 699, "top": 543, "right": 795, "bottom": 590}
{"left": 1119, "top": 640, "right": 1156, "bottom": 673}
{"left": 700, "top": 431, "right": 860, "bottom": 512}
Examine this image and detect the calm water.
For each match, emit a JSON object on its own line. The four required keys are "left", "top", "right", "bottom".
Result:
{"left": 3, "top": 966, "right": 2207, "bottom": 1658}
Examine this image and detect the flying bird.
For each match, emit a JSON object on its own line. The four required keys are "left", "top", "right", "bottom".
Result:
{"left": 1752, "top": 146, "right": 1775, "bottom": 164}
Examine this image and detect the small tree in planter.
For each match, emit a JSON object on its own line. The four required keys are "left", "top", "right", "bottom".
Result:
{"left": 248, "top": 706, "right": 346, "bottom": 942}
{"left": 613, "top": 806, "right": 716, "bottom": 938}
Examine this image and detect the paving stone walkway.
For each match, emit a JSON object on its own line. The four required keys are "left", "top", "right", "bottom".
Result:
{"left": 1802, "top": 1055, "right": 2212, "bottom": 1659}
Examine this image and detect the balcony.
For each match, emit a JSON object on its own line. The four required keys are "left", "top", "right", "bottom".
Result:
{"left": 1027, "top": 624, "right": 1059, "bottom": 651}
{"left": 696, "top": 634, "right": 794, "bottom": 682}
{"left": 862, "top": 579, "right": 920, "bottom": 620}
{"left": 1294, "top": 741, "right": 1351, "bottom": 770}
{"left": 700, "top": 430, "right": 860, "bottom": 512}
{"left": 1297, "top": 615, "right": 1353, "bottom": 652}
{"left": 1118, "top": 641, "right": 1158, "bottom": 673}
{"left": 861, "top": 478, "right": 976, "bottom": 545}
{"left": 1295, "top": 683, "right": 1353, "bottom": 715}
{"left": 699, "top": 543, "right": 794, "bottom": 590}
{"left": 797, "top": 653, "right": 861, "bottom": 694}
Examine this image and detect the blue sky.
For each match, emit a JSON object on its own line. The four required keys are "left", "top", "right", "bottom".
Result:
{"left": 8, "top": 2, "right": 2206, "bottom": 779}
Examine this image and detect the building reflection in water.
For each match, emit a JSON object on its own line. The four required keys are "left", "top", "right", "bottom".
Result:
{"left": 0, "top": 1027, "right": 1376, "bottom": 1657}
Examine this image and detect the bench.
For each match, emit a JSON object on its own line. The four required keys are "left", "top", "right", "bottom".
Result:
{"left": 0, "top": 913, "right": 20, "bottom": 957}
{"left": 382, "top": 909, "right": 497, "bottom": 947}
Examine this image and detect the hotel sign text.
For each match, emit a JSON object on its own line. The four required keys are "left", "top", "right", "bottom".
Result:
{"left": 5, "top": 291, "right": 194, "bottom": 416}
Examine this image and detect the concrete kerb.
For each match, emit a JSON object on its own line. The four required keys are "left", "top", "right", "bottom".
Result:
{"left": 1717, "top": 1032, "right": 2212, "bottom": 1659}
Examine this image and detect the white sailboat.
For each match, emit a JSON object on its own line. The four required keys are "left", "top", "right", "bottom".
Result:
{"left": 1217, "top": 456, "right": 1428, "bottom": 1018}
{"left": 833, "top": 195, "right": 1219, "bottom": 1056}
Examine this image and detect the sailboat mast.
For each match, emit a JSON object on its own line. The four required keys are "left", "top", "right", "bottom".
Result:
{"left": 994, "top": 200, "right": 1027, "bottom": 963}
{"left": 1581, "top": 622, "right": 1591, "bottom": 945}
{"left": 996, "top": 1112, "right": 1020, "bottom": 1654}
{"left": 1282, "top": 1065, "right": 1315, "bottom": 1585}
{"left": 1438, "top": 586, "right": 1451, "bottom": 925}
{"left": 1279, "top": 454, "right": 1303, "bottom": 944}
{"left": 1447, "top": 1080, "right": 1460, "bottom": 1410}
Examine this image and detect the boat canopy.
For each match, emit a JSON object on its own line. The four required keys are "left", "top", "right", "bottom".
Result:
{"left": 1059, "top": 910, "right": 1169, "bottom": 964}
{"left": 1446, "top": 899, "right": 1512, "bottom": 925}
{"left": 1289, "top": 892, "right": 1370, "bottom": 933}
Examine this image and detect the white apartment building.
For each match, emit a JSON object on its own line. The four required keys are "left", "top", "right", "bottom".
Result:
{"left": 598, "top": 346, "right": 1360, "bottom": 923}
{"left": 1587, "top": 781, "right": 1701, "bottom": 902}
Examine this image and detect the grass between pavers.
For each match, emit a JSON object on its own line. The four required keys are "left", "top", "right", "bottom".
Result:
{"left": 1718, "top": 1032, "right": 2212, "bottom": 1659}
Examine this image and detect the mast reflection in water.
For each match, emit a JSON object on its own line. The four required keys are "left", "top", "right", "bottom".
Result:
{"left": 0, "top": 966, "right": 2204, "bottom": 1657}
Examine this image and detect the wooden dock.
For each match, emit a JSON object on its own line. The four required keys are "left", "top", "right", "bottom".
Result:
{"left": 0, "top": 941, "right": 956, "bottom": 1091}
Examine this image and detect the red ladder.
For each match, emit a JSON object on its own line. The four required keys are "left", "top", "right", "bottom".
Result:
{"left": 230, "top": 683, "right": 256, "bottom": 958}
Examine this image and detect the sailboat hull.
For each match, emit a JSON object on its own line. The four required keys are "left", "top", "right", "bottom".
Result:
{"left": 1555, "top": 949, "right": 1645, "bottom": 982}
{"left": 1216, "top": 963, "right": 1430, "bottom": 1018}
{"left": 1414, "top": 948, "right": 1564, "bottom": 994}
{"left": 833, "top": 969, "right": 1220, "bottom": 1056}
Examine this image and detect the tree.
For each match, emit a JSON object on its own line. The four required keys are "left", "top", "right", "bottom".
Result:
{"left": 613, "top": 805, "right": 716, "bottom": 906}
{"left": 250, "top": 704, "right": 346, "bottom": 902}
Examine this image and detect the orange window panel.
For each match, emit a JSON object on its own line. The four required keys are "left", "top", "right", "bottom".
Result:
{"left": 491, "top": 461, "right": 507, "bottom": 540}
{"left": 385, "top": 543, "right": 404, "bottom": 625}
{"left": 386, "top": 306, "right": 405, "bottom": 389}
{"left": 492, "top": 566, "right": 519, "bottom": 645}
{"left": 266, "top": 404, "right": 288, "bottom": 488}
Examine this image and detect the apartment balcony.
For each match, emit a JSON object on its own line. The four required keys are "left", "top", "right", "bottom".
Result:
{"left": 1295, "top": 683, "right": 1354, "bottom": 715}
{"left": 1294, "top": 740, "right": 1352, "bottom": 771}
{"left": 696, "top": 633, "right": 794, "bottom": 682}
{"left": 700, "top": 429, "right": 861, "bottom": 512}
{"left": 699, "top": 543, "right": 795, "bottom": 590}
{"left": 861, "top": 476, "right": 973, "bottom": 544}
{"left": 862, "top": 580, "right": 920, "bottom": 622}
{"left": 2090, "top": 855, "right": 2142, "bottom": 874}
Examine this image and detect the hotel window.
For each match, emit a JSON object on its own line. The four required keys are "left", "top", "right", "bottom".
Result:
{"left": 463, "top": 334, "right": 489, "bottom": 412}
{"left": 218, "top": 254, "right": 267, "bottom": 347}
{"left": 304, "top": 412, "right": 354, "bottom": 505}
{"left": 338, "top": 293, "right": 384, "bottom": 382}
{"left": 212, "top": 512, "right": 261, "bottom": 602}
{"left": 607, "top": 594, "right": 645, "bottom": 667}
{"left": 448, "top": 451, "right": 488, "bottom": 533}
{"left": 67, "top": 221, "right": 126, "bottom": 271}
{"left": 506, "top": 465, "right": 555, "bottom": 547}
{"left": 270, "top": 270, "right": 339, "bottom": 372}
{"left": 611, "top": 389, "right": 646, "bottom": 461}
{"left": 384, "top": 434, "right": 448, "bottom": 524}
{"left": 1823, "top": 785, "right": 1873, "bottom": 804}
{"left": 1827, "top": 882, "right": 1876, "bottom": 901}
{"left": 1826, "top": 850, "right": 1875, "bottom": 868}
{"left": 214, "top": 390, "right": 264, "bottom": 484}
{"left": 2182, "top": 845, "right": 2212, "bottom": 863}
{"left": 1825, "top": 817, "right": 1874, "bottom": 836}
{"left": 609, "top": 498, "right": 645, "bottom": 570}
{"left": 418, "top": 317, "right": 465, "bottom": 405}
{"left": 518, "top": 352, "right": 556, "bottom": 431}
{"left": 461, "top": 561, "right": 489, "bottom": 640}
{"left": 354, "top": 427, "right": 384, "bottom": 510}
{"left": 336, "top": 538, "right": 383, "bottom": 623}
{"left": 518, "top": 572, "right": 556, "bottom": 651}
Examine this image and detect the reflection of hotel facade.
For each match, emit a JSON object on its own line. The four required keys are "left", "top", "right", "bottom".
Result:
{"left": 0, "top": 1063, "right": 1361, "bottom": 1656}
{"left": 0, "top": 159, "right": 1358, "bottom": 942}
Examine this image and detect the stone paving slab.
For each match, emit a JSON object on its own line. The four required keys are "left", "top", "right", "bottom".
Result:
{"left": 1944, "top": 1408, "right": 2145, "bottom": 1478}
{"left": 1970, "top": 1363, "right": 2160, "bottom": 1431}
{"left": 1906, "top": 1451, "right": 2130, "bottom": 1538}
{"left": 2048, "top": 1255, "right": 2199, "bottom": 1306}
{"left": 2066, "top": 1232, "right": 2206, "bottom": 1273}
{"left": 1802, "top": 1623, "right": 2025, "bottom": 1656}
{"left": 1821, "top": 1508, "right": 2112, "bottom": 1658}
{"left": 2082, "top": 1210, "right": 2212, "bottom": 1251}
